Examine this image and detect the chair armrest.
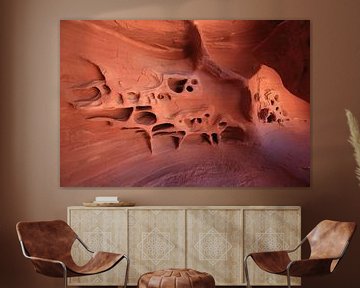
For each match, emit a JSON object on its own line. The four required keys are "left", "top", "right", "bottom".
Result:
{"left": 287, "top": 258, "right": 336, "bottom": 277}
{"left": 19, "top": 240, "right": 67, "bottom": 277}
{"left": 25, "top": 255, "right": 67, "bottom": 277}
{"left": 76, "top": 236, "right": 94, "bottom": 253}
{"left": 245, "top": 237, "right": 307, "bottom": 259}
{"left": 25, "top": 255, "right": 65, "bottom": 266}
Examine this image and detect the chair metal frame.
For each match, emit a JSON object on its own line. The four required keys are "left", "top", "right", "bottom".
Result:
{"left": 19, "top": 233, "right": 129, "bottom": 288}
{"left": 244, "top": 236, "right": 350, "bottom": 288}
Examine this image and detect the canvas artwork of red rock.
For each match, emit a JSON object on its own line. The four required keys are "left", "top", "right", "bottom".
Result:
{"left": 60, "top": 20, "right": 310, "bottom": 187}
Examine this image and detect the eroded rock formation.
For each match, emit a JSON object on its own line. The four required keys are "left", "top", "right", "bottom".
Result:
{"left": 60, "top": 20, "right": 310, "bottom": 187}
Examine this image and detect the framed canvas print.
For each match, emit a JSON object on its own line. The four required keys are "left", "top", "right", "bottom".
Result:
{"left": 60, "top": 20, "right": 310, "bottom": 187}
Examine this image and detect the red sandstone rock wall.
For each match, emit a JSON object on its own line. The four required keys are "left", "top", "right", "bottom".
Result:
{"left": 60, "top": 20, "right": 310, "bottom": 187}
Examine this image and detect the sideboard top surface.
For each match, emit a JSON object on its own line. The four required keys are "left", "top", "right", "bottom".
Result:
{"left": 68, "top": 206, "right": 301, "bottom": 210}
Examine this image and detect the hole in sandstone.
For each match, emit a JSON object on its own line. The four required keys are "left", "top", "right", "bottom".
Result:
{"left": 197, "top": 118, "right": 202, "bottom": 124}
{"left": 219, "top": 121, "right": 227, "bottom": 127}
{"left": 201, "top": 133, "right": 211, "bottom": 145}
{"left": 258, "top": 108, "right": 269, "bottom": 121}
{"left": 152, "top": 123, "right": 175, "bottom": 132}
{"left": 136, "top": 106, "right": 152, "bottom": 111}
{"left": 134, "top": 111, "right": 157, "bottom": 125}
{"left": 73, "top": 87, "right": 100, "bottom": 103}
{"left": 211, "top": 133, "right": 218, "bottom": 144}
{"left": 276, "top": 107, "right": 279, "bottom": 111}
{"left": 172, "top": 136, "right": 181, "bottom": 149}
{"left": 190, "top": 118, "right": 196, "bottom": 125}
{"left": 271, "top": 100, "right": 275, "bottom": 105}
{"left": 254, "top": 93, "right": 260, "bottom": 101}
{"left": 168, "top": 78, "right": 188, "bottom": 93}
{"left": 153, "top": 131, "right": 172, "bottom": 136}
{"left": 152, "top": 131, "right": 184, "bottom": 139}
{"left": 204, "top": 113, "right": 210, "bottom": 117}
{"left": 87, "top": 107, "right": 133, "bottom": 121}
{"left": 127, "top": 92, "right": 140, "bottom": 103}
{"left": 186, "top": 86, "right": 194, "bottom": 92}
{"left": 267, "top": 113, "right": 277, "bottom": 123}
{"left": 220, "top": 126, "right": 246, "bottom": 142}
{"left": 175, "top": 87, "right": 183, "bottom": 93}
{"left": 191, "top": 79, "right": 198, "bottom": 85}
{"left": 103, "top": 84, "right": 111, "bottom": 94}
{"left": 157, "top": 93, "right": 171, "bottom": 100}
{"left": 274, "top": 94, "right": 279, "bottom": 101}
{"left": 121, "top": 127, "right": 141, "bottom": 130}
{"left": 118, "top": 93, "right": 124, "bottom": 105}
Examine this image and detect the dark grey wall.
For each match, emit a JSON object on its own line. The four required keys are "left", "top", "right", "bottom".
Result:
{"left": 1, "top": 1, "right": 360, "bottom": 287}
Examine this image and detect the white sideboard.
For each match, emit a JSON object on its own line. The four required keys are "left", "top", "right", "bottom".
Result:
{"left": 67, "top": 206, "right": 301, "bottom": 286}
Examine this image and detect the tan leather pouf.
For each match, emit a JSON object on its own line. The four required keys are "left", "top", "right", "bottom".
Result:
{"left": 138, "top": 268, "right": 215, "bottom": 288}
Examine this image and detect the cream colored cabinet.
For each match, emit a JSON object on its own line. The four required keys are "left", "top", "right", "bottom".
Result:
{"left": 68, "top": 206, "right": 300, "bottom": 286}
{"left": 67, "top": 208, "right": 128, "bottom": 286}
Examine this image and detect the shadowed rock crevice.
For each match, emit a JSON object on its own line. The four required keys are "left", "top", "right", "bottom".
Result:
{"left": 86, "top": 107, "right": 133, "bottom": 121}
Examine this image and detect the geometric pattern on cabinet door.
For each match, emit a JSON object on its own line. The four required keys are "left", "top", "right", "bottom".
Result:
{"left": 187, "top": 209, "right": 243, "bottom": 285}
{"left": 128, "top": 209, "right": 186, "bottom": 285}
{"left": 244, "top": 209, "right": 301, "bottom": 286}
{"left": 68, "top": 208, "right": 128, "bottom": 286}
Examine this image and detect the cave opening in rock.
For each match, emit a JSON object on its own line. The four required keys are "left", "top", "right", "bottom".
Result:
{"left": 152, "top": 123, "right": 175, "bottom": 132}
{"left": 168, "top": 78, "right": 188, "bottom": 93}
{"left": 258, "top": 108, "right": 269, "bottom": 121}
{"left": 267, "top": 113, "right": 277, "bottom": 123}
{"left": 134, "top": 111, "right": 157, "bottom": 125}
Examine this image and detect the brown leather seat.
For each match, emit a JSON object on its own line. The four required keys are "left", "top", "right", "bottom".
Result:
{"left": 244, "top": 220, "right": 356, "bottom": 288}
{"left": 16, "top": 220, "right": 129, "bottom": 288}
{"left": 138, "top": 268, "right": 215, "bottom": 288}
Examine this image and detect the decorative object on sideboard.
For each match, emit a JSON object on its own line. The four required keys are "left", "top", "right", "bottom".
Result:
{"left": 94, "top": 196, "right": 119, "bottom": 203}
{"left": 346, "top": 109, "right": 360, "bottom": 185}
{"left": 83, "top": 196, "right": 135, "bottom": 207}
{"left": 244, "top": 220, "right": 357, "bottom": 288}
{"left": 83, "top": 201, "right": 136, "bottom": 207}
{"left": 16, "top": 220, "right": 129, "bottom": 288}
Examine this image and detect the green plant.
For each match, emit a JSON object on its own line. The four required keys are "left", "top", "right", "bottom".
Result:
{"left": 345, "top": 109, "right": 360, "bottom": 186}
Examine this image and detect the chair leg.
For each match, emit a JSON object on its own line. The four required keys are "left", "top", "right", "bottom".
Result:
{"left": 62, "top": 264, "right": 68, "bottom": 288}
{"left": 286, "top": 270, "right": 291, "bottom": 288}
{"left": 123, "top": 255, "right": 130, "bottom": 288}
{"left": 244, "top": 255, "right": 252, "bottom": 288}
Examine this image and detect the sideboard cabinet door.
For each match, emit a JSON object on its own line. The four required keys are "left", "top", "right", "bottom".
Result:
{"left": 128, "top": 209, "right": 186, "bottom": 284}
{"left": 243, "top": 208, "right": 301, "bottom": 286}
{"left": 187, "top": 209, "right": 243, "bottom": 285}
{"left": 68, "top": 208, "right": 128, "bottom": 286}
